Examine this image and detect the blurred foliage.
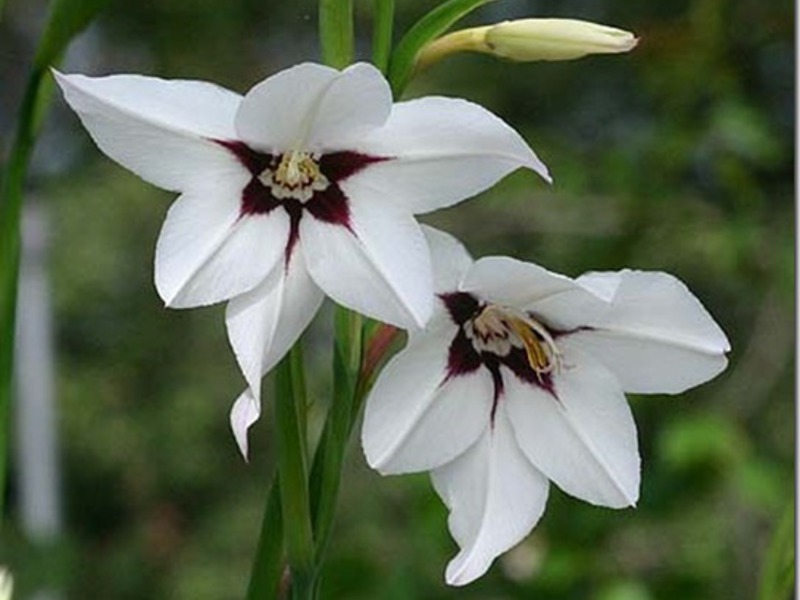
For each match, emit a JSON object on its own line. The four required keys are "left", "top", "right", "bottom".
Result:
{"left": 0, "top": 0, "right": 794, "bottom": 599}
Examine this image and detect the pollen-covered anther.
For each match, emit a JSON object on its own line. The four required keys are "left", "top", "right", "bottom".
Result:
{"left": 508, "top": 315, "right": 563, "bottom": 380}
{"left": 466, "top": 304, "right": 562, "bottom": 380}
{"left": 259, "top": 151, "right": 330, "bottom": 202}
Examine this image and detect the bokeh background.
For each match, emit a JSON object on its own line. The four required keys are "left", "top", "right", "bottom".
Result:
{"left": 0, "top": 0, "right": 794, "bottom": 598}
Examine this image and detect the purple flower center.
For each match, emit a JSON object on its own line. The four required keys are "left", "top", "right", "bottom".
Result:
{"left": 440, "top": 291, "right": 568, "bottom": 422}
{"left": 214, "top": 140, "right": 387, "bottom": 262}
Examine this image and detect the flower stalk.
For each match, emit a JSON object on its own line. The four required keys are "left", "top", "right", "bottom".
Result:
{"left": 273, "top": 347, "right": 315, "bottom": 598}
{"left": 319, "top": 0, "right": 354, "bottom": 68}
{"left": 310, "top": 307, "right": 363, "bottom": 564}
{"left": 371, "top": 0, "right": 395, "bottom": 73}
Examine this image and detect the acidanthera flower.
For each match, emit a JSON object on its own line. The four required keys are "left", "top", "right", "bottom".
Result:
{"left": 362, "top": 227, "right": 729, "bottom": 586}
{"left": 55, "top": 62, "right": 549, "bottom": 456}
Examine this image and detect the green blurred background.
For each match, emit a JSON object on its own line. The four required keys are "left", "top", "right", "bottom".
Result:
{"left": 0, "top": 0, "right": 794, "bottom": 598}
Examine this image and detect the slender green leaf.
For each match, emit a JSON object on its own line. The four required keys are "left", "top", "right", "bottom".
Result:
{"left": 246, "top": 479, "right": 285, "bottom": 600}
{"left": 388, "top": 0, "right": 497, "bottom": 95}
{"left": 319, "top": 0, "right": 354, "bottom": 68}
{"left": 35, "top": 0, "right": 111, "bottom": 67}
{"left": 758, "top": 499, "right": 795, "bottom": 600}
{"left": 371, "top": 0, "right": 395, "bottom": 73}
{"left": 0, "top": 0, "right": 110, "bottom": 524}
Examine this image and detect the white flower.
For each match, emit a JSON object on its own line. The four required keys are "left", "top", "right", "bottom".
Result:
{"left": 362, "top": 227, "right": 729, "bottom": 586}
{"left": 55, "top": 62, "right": 549, "bottom": 457}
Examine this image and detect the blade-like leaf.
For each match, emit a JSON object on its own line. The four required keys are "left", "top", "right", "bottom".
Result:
{"left": 372, "top": 0, "right": 395, "bottom": 73}
{"left": 0, "top": 0, "right": 111, "bottom": 523}
{"left": 388, "top": 0, "right": 497, "bottom": 95}
{"left": 35, "top": 0, "right": 111, "bottom": 67}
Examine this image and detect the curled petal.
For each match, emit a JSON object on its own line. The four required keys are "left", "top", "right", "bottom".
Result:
{"left": 301, "top": 198, "right": 433, "bottom": 329}
{"left": 230, "top": 388, "right": 261, "bottom": 460}
{"left": 350, "top": 96, "right": 550, "bottom": 214}
{"left": 55, "top": 71, "right": 243, "bottom": 191}
{"left": 573, "top": 270, "right": 730, "bottom": 393}
{"left": 506, "top": 348, "right": 640, "bottom": 508}
{"left": 225, "top": 248, "right": 324, "bottom": 402}
{"left": 432, "top": 406, "right": 550, "bottom": 586}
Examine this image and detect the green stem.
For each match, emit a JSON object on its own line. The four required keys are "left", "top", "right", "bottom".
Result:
{"left": 371, "top": 0, "right": 395, "bottom": 73}
{"left": 757, "top": 498, "right": 795, "bottom": 600}
{"left": 0, "top": 65, "right": 48, "bottom": 520}
{"left": 273, "top": 348, "right": 315, "bottom": 598}
{"left": 290, "top": 343, "right": 309, "bottom": 466}
{"left": 319, "top": 0, "right": 354, "bottom": 68}
{"left": 309, "top": 308, "right": 362, "bottom": 565}
{"left": 246, "top": 478, "right": 285, "bottom": 600}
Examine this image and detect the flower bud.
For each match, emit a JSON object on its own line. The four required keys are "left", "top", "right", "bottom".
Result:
{"left": 484, "top": 18, "right": 638, "bottom": 62}
{"left": 414, "top": 18, "right": 637, "bottom": 75}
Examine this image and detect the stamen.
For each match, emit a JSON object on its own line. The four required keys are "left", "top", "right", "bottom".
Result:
{"left": 259, "top": 151, "right": 329, "bottom": 202}
{"left": 509, "top": 314, "right": 563, "bottom": 380}
{"left": 467, "top": 304, "right": 563, "bottom": 382}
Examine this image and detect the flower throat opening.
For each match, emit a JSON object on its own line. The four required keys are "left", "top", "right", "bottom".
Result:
{"left": 467, "top": 304, "right": 562, "bottom": 381}
{"left": 259, "top": 151, "right": 330, "bottom": 202}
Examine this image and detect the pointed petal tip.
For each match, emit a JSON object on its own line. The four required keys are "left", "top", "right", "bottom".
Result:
{"left": 232, "top": 422, "right": 251, "bottom": 462}
{"left": 230, "top": 389, "right": 261, "bottom": 462}
{"left": 444, "top": 553, "right": 489, "bottom": 587}
{"left": 528, "top": 156, "right": 553, "bottom": 184}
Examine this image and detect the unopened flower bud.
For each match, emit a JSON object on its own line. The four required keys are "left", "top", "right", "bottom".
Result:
{"left": 484, "top": 18, "right": 638, "bottom": 62}
{"left": 415, "top": 18, "right": 637, "bottom": 74}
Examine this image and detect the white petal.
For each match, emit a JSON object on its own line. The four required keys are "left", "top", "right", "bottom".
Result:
{"left": 362, "top": 330, "right": 493, "bottom": 474}
{"left": 301, "top": 199, "right": 433, "bottom": 329}
{"left": 303, "top": 63, "right": 392, "bottom": 150}
{"left": 421, "top": 226, "right": 474, "bottom": 294}
{"left": 431, "top": 406, "right": 550, "bottom": 586}
{"left": 350, "top": 96, "right": 550, "bottom": 214}
{"left": 463, "top": 256, "right": 608, "bottom": 329}
{"left": 225, "top": 247, "right": 324, "bottom": 401}
{"left": 55, "top": 71, "right": 243, "bottom": 191}
{"left": 154, "top": 188, "right": 290, "bottom": 308}
{"left": 235, "top": 62, "right": 390, "bottom": 152}
{"left": 572, "top": 270, "right": 730, "bottom": 393}
{"left": 230, "top": 388, "right": 261, "bottom": 459}
{"left": 505, "top": 348, "right": 640, "bottom": 508}
{"left": 235, "top": 63, "right": 337, "bottom": 151}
